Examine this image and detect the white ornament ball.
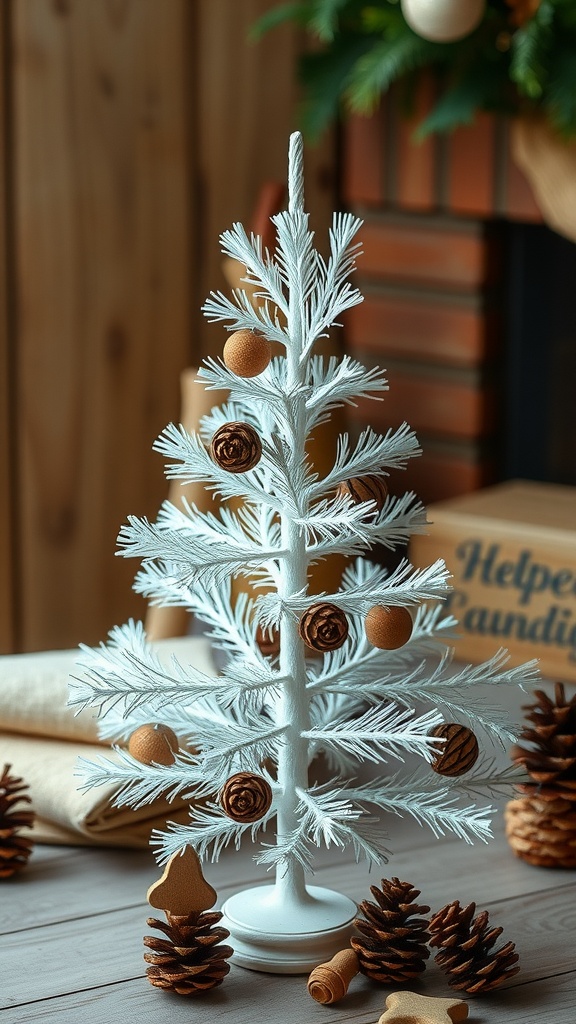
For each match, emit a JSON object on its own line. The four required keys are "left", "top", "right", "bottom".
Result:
{"left": 401, "top": 0, "right": 485, "bottom": 42}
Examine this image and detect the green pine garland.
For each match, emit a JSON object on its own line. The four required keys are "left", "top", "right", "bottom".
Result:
{"left": 252, "top": 0, "right": 576, "bottom": 140}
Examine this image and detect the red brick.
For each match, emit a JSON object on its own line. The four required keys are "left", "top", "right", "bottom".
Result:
{"left": 446, "top": 115, "right": 496, "bottom": 217}
{"left": 342, "top": 109, "right": 386, "bottom": 207}
{"left": 352, "top": 370, "right": 497, "bottom": 440}
{"left": 358, "top": 217, "right": 499, "bottom": 290}
{"left": 400, "top": 444, "right": 495, "bottom": 503}
{"left": 346, "top": 291, "right": 499, "bottom": 368}
{"left": 396, "top": 75, "right": 437, "bottom": 212}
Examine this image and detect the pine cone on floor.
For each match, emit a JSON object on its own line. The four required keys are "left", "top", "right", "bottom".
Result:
{"left": 0, "top": 764, "right": 35, "bottom": 879}
{"left": 350, "top": 877, "right": 430, "bottom": 983}
{"left": 429, "top": 900, "right": 520, "bottom": 994}
{"left": 144, "top": 910, "right": 233, "bottom": 995}
{"left": 505, "top": 683, "right": 576, "bottom": 868}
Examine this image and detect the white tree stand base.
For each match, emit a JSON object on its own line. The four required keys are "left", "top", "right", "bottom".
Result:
{"left": 221, "top": 885, "right": 357, "bottom": 974}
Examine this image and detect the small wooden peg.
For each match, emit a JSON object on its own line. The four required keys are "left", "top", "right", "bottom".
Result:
{"left": 147, "top": 846, "right": 217, "bottom": 917}
{"left": 378, "top": 991, "right": 468, "bottom": 1024}
{"left": 307, "top": 948, "right": 360, "bottom": 1004}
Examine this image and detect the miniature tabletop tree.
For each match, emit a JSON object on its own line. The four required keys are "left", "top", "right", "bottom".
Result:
{"left": 71, "top": 132, "right": 537, "bottom": 973}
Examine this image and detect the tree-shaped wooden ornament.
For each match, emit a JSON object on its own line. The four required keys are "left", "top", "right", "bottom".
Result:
{"left": 147, "top": 845, "right": 216, "bottom": 916}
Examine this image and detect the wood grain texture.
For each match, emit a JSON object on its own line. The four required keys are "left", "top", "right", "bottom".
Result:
{"left": 1, "top": 820, "right": 575, "bottom": 1019}
{"left": 0, "top": 3, "right": 16, "bottom": 653}
{"left": 12, "top": 0, "right": 194, "bottom": 650}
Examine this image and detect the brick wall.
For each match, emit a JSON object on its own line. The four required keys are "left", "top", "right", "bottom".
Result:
{"left": 342, "top": 90, "right": 541, "bottom": 504}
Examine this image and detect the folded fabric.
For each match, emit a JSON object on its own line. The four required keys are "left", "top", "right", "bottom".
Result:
{"left": 0, "top": 733, "right": 191, "bottom": 846}
{"left": 0, "top": 637, "right": 217, "bottom": 846}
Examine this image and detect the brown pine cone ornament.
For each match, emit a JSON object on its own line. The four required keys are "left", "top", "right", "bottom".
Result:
{"left": 505, "top": 683, "right": 576, "bottom": 867}
{"left": 429, "top": 900, "right": 520, "bottom": 994}
{"left": 430, "top": 723, "right": 479, "bottom": 777}
{"left": 223, "top": 329, "right": 272, "bottom": 377}
{"left": 0, "top": 764, "right": 35, "bottom": 879}
{"left": 350, "top": 877, "right": 430, "bottom": 984}
{"left": 299, "top": 602, "right": 349, "bottom": 652}
{"left": 336, "top": 474, "right": 388, "bottom": 513}
{"left": 211, "top": 421, "right": 262, "bottom": 473}
{"left": 128, "top": 723, "right": 179, "bottom": 766}
{"left": 220, "top": 771, "right": 273, "bottom": 822}
{"left": 365, "top": 605, "right": 413, "bottom": 650}
{"left": 144, "top": 910, "right": 233, "bottom": 995}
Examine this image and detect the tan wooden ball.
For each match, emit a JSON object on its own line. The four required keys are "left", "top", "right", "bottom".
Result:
{"left": 365, "top": 605, "right": 413, "bottom": 650}
{"left": 223, "top": 329, "right": 272, "bottom": 378}
{"left": 128, "top": 723, "right": 179, "bottom": 766}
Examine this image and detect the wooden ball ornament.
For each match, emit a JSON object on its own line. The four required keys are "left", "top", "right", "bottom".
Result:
{"left": 429, "top": 723, "right": 480, "bottom": 777}
{"left": 223, "top": 329, "right": 272, "bottom": 378}
{"left": 365, "top": 605, "right": 413, "bottom": 650}
{"left": 336, "top": 474, "right": 388, "bottom": 513}
{"left": 128, "top": 723, "right": 179, "bottom": 765}
{"left": 299, "top": 602, "right": 349, "bottom": 652}
{"left": 210, "top": 421, "right": 262, "bottom": 473}
{"left": 401, "top": 0, "right": 485, "bottom": 42}
{"left": 220, "top": 771, "right": 273, "bottom": 823}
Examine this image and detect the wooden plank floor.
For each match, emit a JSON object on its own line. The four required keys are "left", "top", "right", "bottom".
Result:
{"left": 1, "top": 809, "right": 574, "bottom": 1023}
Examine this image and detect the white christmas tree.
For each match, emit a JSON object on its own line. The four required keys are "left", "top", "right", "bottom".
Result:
{"left": 71, "top": 133, "right": 536, "bottom": 972}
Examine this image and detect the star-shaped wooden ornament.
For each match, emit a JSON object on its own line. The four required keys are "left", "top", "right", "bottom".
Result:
{"left": 378, "top": 990, "right": 468, "bottom": 1024}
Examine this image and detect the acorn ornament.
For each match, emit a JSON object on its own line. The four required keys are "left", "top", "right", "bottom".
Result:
{"left": 211, "top": 421, "right": 262, "bottom": 473}
{"left": 429, "top": 724, "right": 480, "bottom": 777}
{"left": 299, "top": 602, "right": 349, "bottom": 652}
{"left": 365, "top": 605, "right": 413, "bottom": 650}
{"left": 223, "top": 329, "right": 272, "bottom": 378}
{"left": 401, "top": 0, "right": 485, "bottom": 42}
{"left": 220, "top": 771, "right": 273, "bottom": 823}
{"left": 128, "top": 723, "right": 179, "bottom": 766}
{"left": 336, "top": 474, "right": 388, "bottom": 514}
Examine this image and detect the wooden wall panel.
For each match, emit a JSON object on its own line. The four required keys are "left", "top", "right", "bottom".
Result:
{"left": 12, "top": 0, "right": 194, "bottom": 650}
{"left": 0, "top": 4, "right": 16, "bottom": 652}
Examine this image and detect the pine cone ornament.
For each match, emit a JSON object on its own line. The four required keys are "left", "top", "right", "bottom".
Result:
{"left": 505, "top": 683, "right": 576, "bottom": 868}
{"left": 0, "top": 764, "right": 35, "bottom": 879}
{"left": 430, "top": 723, "right": 479, "bottom": 777}
{"left": 210, "top": 421, "right": 262, "bottom": 473}
{"left": 220, "top": 771, "right": 273, "bottom": 822}
{"left": 144, "top": 910, "right": 233, "bottom": 995}
{"left": 299, "top": 602, "right": 349, "bottom": 652}
{"left": 429, "top": 900, "right": 520, "bottom": 994}
{"left": 350, "top": 877, "right": 430, "bottom": 984}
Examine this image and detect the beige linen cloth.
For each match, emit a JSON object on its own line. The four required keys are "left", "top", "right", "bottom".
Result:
{"left": 0, "top": 637, "right": 216, "bottom": 847}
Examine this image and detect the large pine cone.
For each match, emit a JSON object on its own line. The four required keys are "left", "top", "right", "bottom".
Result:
{"left": 429, "top": 900, "right": 520, "bottom": 994}
{"left": 144, "top": 911, "right": 233, "bottom": 995}
{"left": 350, "top": 877, "right": 430, "bottom": 983}
{"left": 510, "top": 683, "right": 576, "bottom": 796}
{"left": 507, "top": 683, "right": 576, "bottom": 867}
{"left": 505, "top": 792, "right": 576, "bottom": 868}
{"left": 0, "top": 764, "right": 35, "bottom": 879}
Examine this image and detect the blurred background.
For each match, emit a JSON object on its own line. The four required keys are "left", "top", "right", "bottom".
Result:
{"left": 1, "top": 0, "right": 575, "bottom": 654}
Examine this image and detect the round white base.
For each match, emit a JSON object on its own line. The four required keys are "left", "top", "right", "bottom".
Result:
{"left": 220, "top": 884, "right": 357, "bottom": 974}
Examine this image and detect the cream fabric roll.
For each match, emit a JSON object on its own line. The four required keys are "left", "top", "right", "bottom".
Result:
{"left": 0, "top": 636, "right": 217, "bottom": 846}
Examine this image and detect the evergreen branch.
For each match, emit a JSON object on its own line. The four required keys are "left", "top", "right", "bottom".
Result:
{"left": 200, "top": 720, "right": 287, "bottom": 782}
{"left": 257, "top": 557, "right": 450, "bottom": 630}
{"left": 297, "top": 785, "right": 389, "bottom": 862}
{"left": 76, "top": 748, "right": 212, "bottom": 810}
{"left": 312, "top": 423, "right": 421, "bottom": 498}
{"left": 345, "top": 32, "right": 440, "bottom": 116}
{"left": 305, "top": 354, "right": 388, "bottom": 429}
{"left": 218, "top": 223, "right": 289, "bottom": 314}
{"left": 198, "top": 358, "right": 292, "bottom": 415}
{"left": 306, "top": 491, "right": 428, "bottom": 557}
{"left": 202, "top": 288, "right": 287, "bottom": 344}
{"left": 117, "top": 515, "right": 284, "bottom": 590}
{"left": 153, "top": 423, "right": 287, "bottom": 512}
{"left": 152, "top": 802, "right": 276, "bottom": 864}
{"left": 303, "top": 703, "right": 443, "bottom": 764}
{"left": 345, "top": 775, "right": 494, "bottom": 846}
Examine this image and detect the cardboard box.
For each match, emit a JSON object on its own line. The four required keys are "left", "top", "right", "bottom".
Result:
{"left": 409, "top": 480, "right": 576, "bottom": 682}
